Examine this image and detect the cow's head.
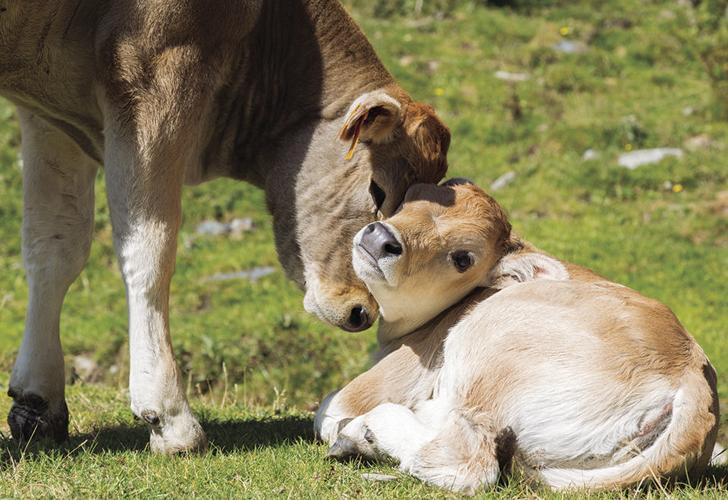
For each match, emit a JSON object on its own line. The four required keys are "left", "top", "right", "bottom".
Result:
{"left": 285, "top": 88, "right": 450, "bottom": 332}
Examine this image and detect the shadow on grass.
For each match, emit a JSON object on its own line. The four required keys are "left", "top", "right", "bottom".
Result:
{"left": 693, "top": 466, "right": 728, "bottom": 488}
{"left": 0, "top": 413, "right": 315, "bottom": 465}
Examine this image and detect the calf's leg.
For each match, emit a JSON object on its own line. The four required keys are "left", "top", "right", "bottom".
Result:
{"left": 333, "top": 403, "right": 504, "bottom": 494}
{"left": 8, "top": 109, "right": 98, "bottom": 443}
{"left": 315, "top": 338, "right": 438, "bottom": 444}
{"left": 329, "top": 403, "right": 435, "bottom": 463}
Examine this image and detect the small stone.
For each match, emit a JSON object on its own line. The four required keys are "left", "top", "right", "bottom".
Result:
{"left": 582, "top": 148, "right": 600, "bottom": 160}
{"left": 229, "top": 217, "right": 254, "bottom": 236}
{"left": 426, "top": 60, "right": 440, "bottom": 75}
{"left": 683, "top": 134, "right": 713, "bottom": 151}
{"left": 196, "top": 218, "right": 254, "bottom": 237}
{"left": 399, "top": 55, "right": 414, "bottom": 67}
{"left": 490, "top": 171, "right": 517, "bottom": 191}
{"left": 682, "top": 106, "right": 695, "bottom": 117}
{"left": 204, "top": 266, "right": 276, "bottom": 283}
{"left": 361, "top": 473, "right": 398, "bottom": 482}
{"left": 73, "top": 355, "right": 100, "bottom": 383}
{"left": 494, "top": 70, "right": 530, "bottom": 83}
{"left": 552, "top": 40, "right": 587, "bottom": 54}
{"left": 617, "top": 148, "right": 684, "bottom": 170}
{"left": 196, "top": 220, "right": 228, "bottom": 236}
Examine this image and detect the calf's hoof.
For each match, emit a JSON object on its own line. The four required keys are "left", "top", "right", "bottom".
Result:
{"left": 7, "top": 391, "right": 69, "bottom": 444}
{"left": 327, "top": 435, "right": 360, "bottom": 460}
{"left": 145, "top": 409, "right": 208, "bottom": 454}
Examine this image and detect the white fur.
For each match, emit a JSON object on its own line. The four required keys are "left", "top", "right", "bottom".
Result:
{"left": 102, "top": 114, "right": 206, "bottom": 453}
{"left": 352, "top": 222, "right": 404, "bottom": 289}
{"left": 314, "top": 390, "right": 344, "bottom": 444}
{"left": 9, "top": 109, "right": 97, "bottom": 416}
{"left": 321, "top": 275, "right": 715, "bottom": 493}
{"left": 487, "top": 252, "right": 569, "bottom": 289}
{"left": 339, "top": 404, "right": 436, "bottom": 466}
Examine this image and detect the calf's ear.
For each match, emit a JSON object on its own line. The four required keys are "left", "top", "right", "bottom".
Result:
{"left": 340, "top": 91, "right": 402, "bottom": 160}
{"left": 485, "top": 252, "right": 569, "bottom": 290}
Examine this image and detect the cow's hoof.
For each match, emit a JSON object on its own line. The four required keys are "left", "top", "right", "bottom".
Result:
{"left": 7, "top": 392, "right": 69, "bottom": 444}
{"left": 147, "top": 410, "right": 208, "bottom": 454}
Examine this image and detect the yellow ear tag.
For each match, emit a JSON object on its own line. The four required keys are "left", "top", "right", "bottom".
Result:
{"left": 344, "top": 111, "right": 367, "bottom": 161}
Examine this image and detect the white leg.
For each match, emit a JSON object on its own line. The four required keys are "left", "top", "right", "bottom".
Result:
{"left": 329, "top": 403, "right": 435, "bottom": 466}
{"left": 103, "top": 120, "right": 206, "bottom": 453}
{"left": 332, "top": 402, "right": 503, "bottom": 494}
{"left": 315, "top": 390, "right": 362, "bottom": 446}
{"left": 8, "top": 108, "right": 97, "bottom": 443}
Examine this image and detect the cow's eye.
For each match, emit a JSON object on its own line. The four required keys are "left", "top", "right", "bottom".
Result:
{"left": 369, "top": 180, "right": 386, "bottom": 211}
{"left": 450, "top": 250, "right": 474, "bottom": 273}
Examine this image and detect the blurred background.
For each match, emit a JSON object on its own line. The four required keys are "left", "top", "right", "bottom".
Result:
{"left": 0, "top": 0, "right": 725, "bottom": 437}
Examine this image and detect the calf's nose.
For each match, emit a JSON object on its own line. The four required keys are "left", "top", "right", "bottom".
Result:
{"left": 359, "top": 222, "right": 402, "bottom": 261}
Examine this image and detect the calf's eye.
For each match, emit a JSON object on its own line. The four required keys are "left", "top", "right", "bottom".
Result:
{"left": 369, "top": 180, "right": 386, "bottom": 211}
{"left": 450, "top": 250, "right": 475, "bottom": 273}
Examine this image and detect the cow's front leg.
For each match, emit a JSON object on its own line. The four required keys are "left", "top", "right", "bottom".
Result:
{"left": 8, "top": 108, "right": 98, "bottom": 443}
{"left": 104, "top": 128, "right": 206, "bottom": 454}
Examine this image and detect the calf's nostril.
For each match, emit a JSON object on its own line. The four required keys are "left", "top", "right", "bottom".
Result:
{"left": 383, "top": 242, "right": 402, "bottom": 256}
{"left": 359, "top": 222, "right": 402, "bottom": 261}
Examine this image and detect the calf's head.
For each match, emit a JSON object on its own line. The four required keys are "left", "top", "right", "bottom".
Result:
{"left": 289, "top": 89, "right": 450, "bottom": 332}
{"left": 352, "top": 180, "right": 568, "bottom": 331}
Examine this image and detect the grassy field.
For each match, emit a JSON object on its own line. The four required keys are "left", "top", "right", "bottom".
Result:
{"left": 1, "top": 0, "right": 727, "bottom": 497}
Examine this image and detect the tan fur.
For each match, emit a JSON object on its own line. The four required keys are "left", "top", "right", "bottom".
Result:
{"left": 0, "top": 1, "right": 450, "bottom": 451}
{"left": 317, "top": 183, "right": 718, "bottom": 492}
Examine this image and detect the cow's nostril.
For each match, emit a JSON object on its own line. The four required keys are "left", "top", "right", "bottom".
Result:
{"left": 383, "top": 242, "right": 402, "bottom": 256}
{"left": 342, "top": 305, "right": 370, "bottom": 332}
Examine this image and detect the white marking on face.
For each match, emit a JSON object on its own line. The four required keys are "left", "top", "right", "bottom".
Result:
{"left": 352, "top": 222, "right": 404, "bottom": 287}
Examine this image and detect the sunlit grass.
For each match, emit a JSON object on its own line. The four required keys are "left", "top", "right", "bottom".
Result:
{"left": 0, "top": 0, "right": 726, "bottom": 496}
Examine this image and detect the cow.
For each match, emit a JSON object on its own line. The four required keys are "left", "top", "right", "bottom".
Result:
{"left": 315, "top": 180, "right": 718, "bottom": 493}
{"left": 0, "top": 0, "right": 450, "bottom": 453}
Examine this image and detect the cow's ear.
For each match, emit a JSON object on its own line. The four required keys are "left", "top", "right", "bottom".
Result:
{"left": 340, "top": 91, "right": 402, "bottom": 160}
{"left": 404, "top": 102, "right": 450, "bottom": 169}
{"left": 485, "top": 252, "right": 569, "bottom": 290}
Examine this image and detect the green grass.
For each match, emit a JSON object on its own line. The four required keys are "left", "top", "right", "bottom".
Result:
{"left": 1, "top": 0, "right": 728, "bottom": 496}
{"left": 2, "top": 383, "right": 728, "bottom": 498}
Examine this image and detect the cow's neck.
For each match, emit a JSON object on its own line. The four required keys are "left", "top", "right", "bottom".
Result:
{"left": 243, "top": 1, "right": 399, "bottom": 285}
{"left": 306, "top": 0, "right": 397, "bottom": 117}
{"left": 227, "top": 1, "right": 395, "bottom": 180}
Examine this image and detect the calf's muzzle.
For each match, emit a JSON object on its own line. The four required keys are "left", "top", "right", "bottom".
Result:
{"left": 359, "top": 222, "right": 402, "bottom": 261}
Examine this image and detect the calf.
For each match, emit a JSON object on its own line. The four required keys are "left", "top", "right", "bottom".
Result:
{"left": 315, "top": 180, "right": 718, "bottom": 493}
